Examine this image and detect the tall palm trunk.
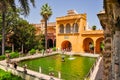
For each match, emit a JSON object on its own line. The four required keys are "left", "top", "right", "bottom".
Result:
{"left": 12, "top": 44, "right": 14, "bottom": 52}
{"left": 45, "top": 19, "right": 47, "bottom": 50}
{"left": 21, "top": 43, "right": 24, "bottom": 53}
{"left": 2, "top": 11, "right": 5, "bottom": 55}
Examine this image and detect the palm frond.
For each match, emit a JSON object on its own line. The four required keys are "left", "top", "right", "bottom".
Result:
{"left": 19, "top": 0, "right": 29, "bottom": 16}
{"left": 8, "top": 0, "right": 16, "bottom": 12}
{"left": 30, "top": 0, "right": 35, "bottom": 7}
{"left": 40, "top": 3, "right": 52, "bottom": 20}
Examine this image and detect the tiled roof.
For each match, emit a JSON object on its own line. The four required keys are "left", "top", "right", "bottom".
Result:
{"left": 32, "top": 22, "right": 56, "bottom": 28}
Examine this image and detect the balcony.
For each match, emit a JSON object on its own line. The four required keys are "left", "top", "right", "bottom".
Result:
{"left": 58, "top": 32, "right": 79, "bottom": 35}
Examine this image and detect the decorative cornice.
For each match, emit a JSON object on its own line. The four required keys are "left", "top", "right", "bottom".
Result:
{"left": 82, "top": 30, "right": 103, "bottom": 35}
{"left": 56, "top": 14, "right": 86, "bottom": 21}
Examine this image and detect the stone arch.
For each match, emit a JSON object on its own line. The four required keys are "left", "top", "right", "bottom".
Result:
{"left": 96, "top": 37, "right": 104, "bottom": 53}
{"left": 73, "top": 23, "right": 79, "bottom": 33}
{"left": 66, "top": 23, "right": 71, "bottom": 33}
{"left": 61, "top": 40, "right": 72, "bottom": 51}
{"left": 47, "top": 27, "right": 56, "bottom": 33}
{"left": 59, "top": 24, "right": 64, "bottom": 33}
{"left": 83, "top": 38, "right": 94, "bottom": 53}
{"left": 47, "top": 39, "right": 53, "bottom": 48}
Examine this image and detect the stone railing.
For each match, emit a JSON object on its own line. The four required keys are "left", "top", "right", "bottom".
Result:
{"left": 84, "top": 56, "right": 102, "bottom": 80}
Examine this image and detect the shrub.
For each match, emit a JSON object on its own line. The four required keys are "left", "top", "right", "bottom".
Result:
{"left": 10, "top": 52, "right": 19, "bottom": 59}
{"left": 0, "top": 55, "right": 6, "bottom": 60}
{"left": 52, "top": 47, "right": 56, "bottom": 51}
{"left": 0, "top": 69, "right": 23, "bottom": 80}
{"left": 0, "top": 72, "right": 11, "bottom": 80}
{"left": 29, "top": 49, "right": 36, "bottom": 55}
{"left": 92, "top": 25, "right": 96, "bottom": 30}
{"left": 5, "top": 50, "right": 11, "bottom": 53}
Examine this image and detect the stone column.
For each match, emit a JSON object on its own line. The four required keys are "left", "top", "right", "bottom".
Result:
{"left": 112, "top": 34, "right": 115, "bottom": 80}
{"left": 71, "top": 26, "right": 73, "bottom": 33}
{"left": 94, "top": 41, "right": 96, "bottom": 54}
{"left": 64, "top": 26, "right": 66, "bottom": 33}
{"left": 113, "top": 31, "right": 120, "bottom": 80}
{"left": 103, "top": 27, "right": 112, "bottom": 80}
{"left": 53, "top": 39, "right": 54, "bottom": 47}
{"left": 97, "top": 13, "right": 112, "bottom": 80}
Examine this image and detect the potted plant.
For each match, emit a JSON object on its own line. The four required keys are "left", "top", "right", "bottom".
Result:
{"left": 92, "top": 25, "right": 96, "bottom": 30}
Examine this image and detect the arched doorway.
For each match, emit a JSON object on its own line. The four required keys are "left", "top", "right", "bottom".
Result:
{"left": 96, "top": 37, "right": 104, "bottom": 53}
{"left": 47, "top": 39, "right": 53, "bottom": 48}
{"left": 61, "top": 40, "right": 72, "bottom": 52}
{"left": 83, "top": 38, "right": 94, "bottom": 53}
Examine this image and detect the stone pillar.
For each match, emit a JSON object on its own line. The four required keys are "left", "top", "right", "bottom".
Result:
{"left": 112, "top": 34, "right": 115, "bottom": 80}
{"left": 64, "top": 27, "right": 66, "bottom": 33}
{"left": 71, "top": 26, "right": 73, "bottom": 33}
{"left": 102, "top": 27, "right": 112, "bottom": 80}
{"left": 39, "top": 66, "right": 41, "bottom": 73}
{"left": 94, "top": 41, "right": 96, "bottom": 54}
{"left": 53, "top": 39, "right": 54, "bottom": 47}
{"left": 113, "top": 31, "right": 120, "bottom": 80}
{"left": 58, "top": 71, "right": 61, "bottom": 79}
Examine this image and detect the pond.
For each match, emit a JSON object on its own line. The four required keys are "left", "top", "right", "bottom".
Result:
{"left": 18, "top": 54, "right": 96, "bottom": 80}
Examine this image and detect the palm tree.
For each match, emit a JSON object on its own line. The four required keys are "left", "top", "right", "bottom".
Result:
{"left": 0, "top": 0, "right": 35, "bottom": 55}
{"left": 40, "top": 3, "right": 52, "bottom": 50}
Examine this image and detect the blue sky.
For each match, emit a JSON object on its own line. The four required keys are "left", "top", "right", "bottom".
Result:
{"left": 22, "top": 0, "right": 103, "bottom": 29}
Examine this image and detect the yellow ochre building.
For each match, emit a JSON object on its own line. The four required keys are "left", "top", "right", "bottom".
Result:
{"left": 34, "top": 10, "right": 104, "bottom": 54}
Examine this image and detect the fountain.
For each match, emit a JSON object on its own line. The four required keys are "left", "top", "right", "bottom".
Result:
{"left": 68, "top": 53, "right": 75, "bottom": 60}
{"left": 61, "top": 55, "right": 65, "bottom": 62}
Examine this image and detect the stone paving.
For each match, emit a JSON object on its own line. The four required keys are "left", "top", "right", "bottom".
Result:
{"left": 95, "top": 58, "right": 103, "bottom": 80}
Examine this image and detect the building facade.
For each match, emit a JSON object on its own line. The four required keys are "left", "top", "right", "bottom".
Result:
{"left": 34, "top": 10, "right": 104, "bottom": 53}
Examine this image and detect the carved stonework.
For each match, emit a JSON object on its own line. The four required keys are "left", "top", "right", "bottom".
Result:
{"left": 117, "top": 0, "right": 120, "bottom": 5}
{"left": 115, "top": 16, "right": 120, "bottom": 29}
{"left": 97, "top": 0, "right": 120, "bottom": 80}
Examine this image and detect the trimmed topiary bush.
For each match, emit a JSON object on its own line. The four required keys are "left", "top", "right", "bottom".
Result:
{"left": 29, "top": 49, "right": 36, "bottom": 55}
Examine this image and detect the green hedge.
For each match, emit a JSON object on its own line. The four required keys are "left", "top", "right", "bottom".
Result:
{"left": 0, "top": 55, "right": 6, "bottom": 60}
{"left": 0, "top": 52, "right": 19, "bottom": 60}
{"left": 52, "top": 47, "right": 56, "bottom": 51}
{"left": 29, "top": 49, "right": 36, "bottom": 55}
{"left": 0, "top": 69, "right": 23, "bottom": 80}
{"left": 10, "top": 52, "right": 19, "bottom": 59}
{"left": 5, "top": 50, "right": 11, "bottom": 53}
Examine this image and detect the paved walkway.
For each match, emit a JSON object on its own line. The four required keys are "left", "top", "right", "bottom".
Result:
{"left": 95, "top": 58, "right": 103, "bottom": 80}
{"left": 89, "top": 57, "right": 103, "bottom": 80}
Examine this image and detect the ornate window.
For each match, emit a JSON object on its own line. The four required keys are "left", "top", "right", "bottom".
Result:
{"left": 73, "top": 23, "right": 79, "bottom": 33}
{"left": 59, "top": 24, "right": 64, "bottom": 33}
{"left": 66, "top": 23, "right": 71, "bottom": 33}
